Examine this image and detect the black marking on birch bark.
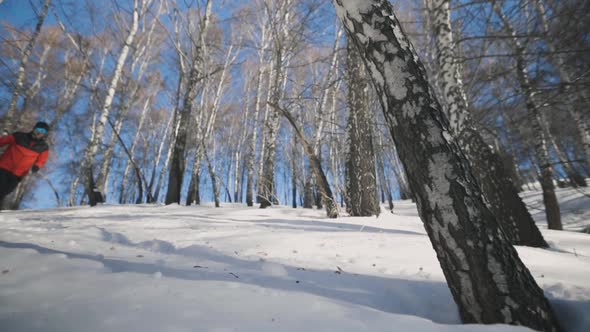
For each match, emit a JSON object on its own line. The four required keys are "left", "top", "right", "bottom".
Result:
{"left": 333, "top": 1, "right": 561, "bottom": 330}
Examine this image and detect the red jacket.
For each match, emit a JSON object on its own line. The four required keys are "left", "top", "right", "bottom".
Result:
{"left": 0, "top": 132, "right": 49, "bottom": 177}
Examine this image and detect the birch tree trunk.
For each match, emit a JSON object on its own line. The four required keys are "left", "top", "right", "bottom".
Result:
{"left": 259, "top": 0, "right": 293, "bottom": 208}
{"left": 232, "top": 81, "right": 251, "bottom": 203}
{"left": 258, "top": 53, "right": 282, "bottom": 208}
{"left": 95, "top": 86, "right": 134, "bottom": 198}
{"left": 147, "top": 109, "right": 174, "bottom": 202}
{"left": 80, "top": 0, "right": 141, "bottom": 206}
{"left": 272, "top": 103, "right": 338, "bottom": 218}
{"left": 187, "top": 42, "right": 237, "bottom": 205}
{"left": 345, "top": 37, "right": 379, "bottom": 216}
{"left": 291, "top": 132, "right": 298, "bottom": 208}
{"left": 2, "top": 0, "right": 51, "bottom": 133}
{"left": 246, "top": 61, "right": 267, "bottom": 206}
{"left": 165, "top": 0, "right": 213, "bottom": 205}
{"left": 492, "top": 1, "right": 562, "bottom": 231}
{"left": 119, "top": 96, "right": 152, "bottom": 202}
{"left": 165, "top": 59, "right": 199, "bottom": 205}
{"left": 204, "top": 144, "right": 220, "bottom": 207}
{"left": 331, "top": 1, "right": 561, "bottom": 330}
{"left": 428, "top": 0, "right": 547, "bottom": 247}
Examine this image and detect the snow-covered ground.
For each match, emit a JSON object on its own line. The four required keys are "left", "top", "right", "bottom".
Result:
{"left": 1, "top": 187, "right": 589, "bottom": 332}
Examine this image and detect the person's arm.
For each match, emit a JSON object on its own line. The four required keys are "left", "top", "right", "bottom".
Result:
{"left": 0, "top": 134, "right": 15, "bottom": 147}
{"left": 32, "top": 150, "right": 49, "bottom": 173}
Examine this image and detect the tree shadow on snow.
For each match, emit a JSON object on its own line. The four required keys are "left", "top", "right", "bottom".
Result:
{"left": 0, "top": 239, "right": 457, "bottom": 325}
{"left": 11, "top": 210, "right": 427, "bottom": 237}
{"left": 2, "top": 239, "right": 585, "bottom": 331}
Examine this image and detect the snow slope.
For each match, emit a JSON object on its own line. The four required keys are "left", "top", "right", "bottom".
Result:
{"left": 1, "top": 188, "right": 589, "bottom": 332}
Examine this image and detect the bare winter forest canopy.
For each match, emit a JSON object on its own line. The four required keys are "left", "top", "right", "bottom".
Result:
{"left": 1, "top": 0, "right": 589, "bottom": 330}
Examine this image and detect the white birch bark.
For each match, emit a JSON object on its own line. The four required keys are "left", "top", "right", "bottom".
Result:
{"left": 234, "top": 83, "right": 251, "bottom": 202}
{"left": 345, "top": 36, "right": 379, "bottom": 216}
{"left": 95, "top": 0, "right": 161, "bottom": 198}
{"left": 331, "top": 1, "right": 560, "bottom": 330}
{"left": 427, "top": 0, "right": 547, "bottom": 246}
{"left": 68, "top": 49, "right": 108, "bottom": 206}
{"left": 259, "top": 0, "right": 295, "bottom": 208}
{"left": 153, "top": 114, "right": 176, "bottom": 202}
{"left": 118, "top": 96, "right": 152, "bottom": 202}
{"left": 80, "top": 0, "right": 141, "bottom": 206}
{"left": 492, "top": 1, "right": 562, "bottom": 230}
{"left": 245, "top": 40, "right": 268, "bottom": 206}
{"left": 312, "top": 26, "right": 343, "bottom": 154}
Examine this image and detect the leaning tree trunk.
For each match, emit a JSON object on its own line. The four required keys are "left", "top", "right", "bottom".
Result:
{"left": 272, "top": 103, "right": 338, "bottom": 218}
{"left": 429, "top": 0, "right": 547, "bottom": 247}
{"left": 119, "top": 97, "right": 151, "bottom": 202}
{"left": 332, "top": 1, "right": 561, "bottom": 330}
{"left": 492, "top": 1, "right": 562, "bottom": 230}
{"left": 81, "top": 0, "right": 140, "bottom": 206}
{"left": 345, "top": 37, "right": 380, "bottom": 216}
{"left": 95, "top": 87, "right": 134, "bottom": 198}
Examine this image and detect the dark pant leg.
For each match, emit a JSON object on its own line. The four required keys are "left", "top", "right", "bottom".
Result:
{"left": 0, "top": 169, "right": 21, "bottom": 201}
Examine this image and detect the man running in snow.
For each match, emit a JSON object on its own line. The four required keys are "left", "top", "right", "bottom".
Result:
{"left": 0, "top": 121, "right": 50, "bottom": 202}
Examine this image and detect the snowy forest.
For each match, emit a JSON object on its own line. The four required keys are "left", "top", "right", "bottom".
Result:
{"left": 1, "top": 0, "right": 589, "bottom": 331}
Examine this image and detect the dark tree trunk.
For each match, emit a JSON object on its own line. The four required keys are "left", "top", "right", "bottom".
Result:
{"left": 291, "top": 177, "right": 297, "bottom": 208}
{"left": 463, "top": 130, "right": 548, "bottom": 246}
{"left": 314, "top": 181, "right": 323, "bottom": 209}
{"left": 497, "top": 150, "right": 524, "bottom": 192}
{"left": 345, "top": 37, "right": 380, "bottom": 217}
{"left": 165, "top": 133, "right": 186, "bottom": 205}
{"left": 186, "top": 166, "right": 201, "bottom": 206}
{"left": 332, "top": 1, "right": 561, "bottom": 330}
{"left": 258, "top": 149, "right": 276, "bottom": 208}
{"left": 272, "top": 103, "right": 338, "bottom": 218}
{"left": 84, "top": 167, "right": 104, "bottom": 207}
{"left": 165, "top": 59, "right": 200, "bottom": 205}
{"left": 303, "top": 176, "right": 313, "bottom": 209}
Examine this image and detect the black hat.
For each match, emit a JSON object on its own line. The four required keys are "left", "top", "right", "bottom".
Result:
{"left": 34, "top": 121, "right": 50, "bottom": 131}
